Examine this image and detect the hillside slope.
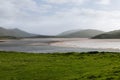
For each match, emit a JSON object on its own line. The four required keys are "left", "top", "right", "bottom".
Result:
{"left": 0, "top": 27, "right": 36, "bottom": 38}
{"left": 92, "top": 30, "right": 120, "bottom": 39}
{"left": 58, "top": 29, "right": 104, "bottom": 38}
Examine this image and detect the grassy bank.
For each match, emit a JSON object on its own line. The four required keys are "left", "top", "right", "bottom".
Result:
{"left": 0, "top": 51, "right": 120, "bottom": 80}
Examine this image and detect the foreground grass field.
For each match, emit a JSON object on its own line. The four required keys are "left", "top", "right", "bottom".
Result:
{"left": 0, "top": 51, "right": 120, "bottom": 80}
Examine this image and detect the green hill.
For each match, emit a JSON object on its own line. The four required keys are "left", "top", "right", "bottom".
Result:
{"left": 0, "top": 27, "right": 37, "bottom": 38}
{"left": 58, "top": 29, "right": 104, "bottom": 38}
{"left": 92, "top": 30, "right": 120, "bottom": 39}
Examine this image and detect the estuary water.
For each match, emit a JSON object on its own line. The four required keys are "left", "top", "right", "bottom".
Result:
{"left": 0, "top": 38, "right": 120, "bottom": 53}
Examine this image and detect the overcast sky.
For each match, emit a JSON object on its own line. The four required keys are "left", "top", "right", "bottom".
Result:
{"left": 0, "top": 0, "right": 120, "bottom": 35}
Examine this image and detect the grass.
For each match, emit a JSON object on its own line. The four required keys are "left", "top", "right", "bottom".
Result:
{"left": 0, "top": 51, "right": 120, "bottom": 80}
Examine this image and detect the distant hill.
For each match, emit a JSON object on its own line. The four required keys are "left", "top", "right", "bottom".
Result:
{"left": 58, "top": 29, "right": 104, "bottom": 38}
{"left": 59, "top": 29, "right": 81, "bottom": 36}
{"left": 92, "top": 30, "right": 120, "bottom": 39}
{"left": 0, "top": 27, "right": 37, "bottom": 38}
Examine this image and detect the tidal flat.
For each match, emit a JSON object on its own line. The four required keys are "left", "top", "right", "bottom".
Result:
{"left": 0, "top": 38, "right": 120, "bottom": 53}
{"left": 0, "top": 51, "right": 120, "bottom": 80}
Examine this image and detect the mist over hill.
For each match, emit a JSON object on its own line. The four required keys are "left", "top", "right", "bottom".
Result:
{"left": 58, "top": 29, "right": 105, "bottom": 38}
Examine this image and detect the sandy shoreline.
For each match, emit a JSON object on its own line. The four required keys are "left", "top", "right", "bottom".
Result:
{"left": 29, "top": 41, "right": 62, "bottom": 46}
{"left": 0, "top": 39, "right": 14, "bottom": 42}
{"left": 50, "top": 38, "right": 120, "bottom": 50}
{"left": 25, "top": 38, "right": 81, "bottom": 46}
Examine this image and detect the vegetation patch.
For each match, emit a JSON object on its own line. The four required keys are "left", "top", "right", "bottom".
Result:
{"left": 0, "top": 51, "right": 120, "bottom": 80}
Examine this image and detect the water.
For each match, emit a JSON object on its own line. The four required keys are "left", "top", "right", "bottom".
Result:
{"left": 52, "top": 38, "right": 120, "bottom": 49}
{"left": 0, "top": 38, "right": 120, "bottom": 53}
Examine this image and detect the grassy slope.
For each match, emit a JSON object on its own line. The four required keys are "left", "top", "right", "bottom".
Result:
{"left": 0, "top": 51, "right": 120, "bottom": 80}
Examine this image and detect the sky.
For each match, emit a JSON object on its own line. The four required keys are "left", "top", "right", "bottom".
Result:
{"left": 0, "top": 0, "right": 120, "bottom": 35}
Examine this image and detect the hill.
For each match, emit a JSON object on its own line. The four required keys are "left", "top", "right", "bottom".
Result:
{"left": 58, "top": 29, "right": 104, "bottom": 38}
{"left": 0, "top": 27, "right": 37, "bottom": 38}
{"left": 92, "top": 30, "right": 120, "bottom": 39}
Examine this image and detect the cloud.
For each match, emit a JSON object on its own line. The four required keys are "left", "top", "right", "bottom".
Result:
{"left": 0, "top": 0, "right": 51, "bottom": 27}
{"left": 58, "top": 8, "right": 120, "bottom": 31}
{"left": 0, "top": 0, "right": 120, "bottom": 35}
{"left": 45, "top": 0, "right": 86, "bottom": 5}
{"left": 21, "top": 7, "right": 120, "bottom": 34}
{"left": 96, "top": 0, "right": 111, "bottom": 5}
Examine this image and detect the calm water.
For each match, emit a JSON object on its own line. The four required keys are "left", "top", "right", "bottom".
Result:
{"left": 0, "top": 38, "right": 120, "bottom": 53}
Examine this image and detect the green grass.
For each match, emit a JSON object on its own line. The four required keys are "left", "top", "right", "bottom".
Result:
{"left": 0, "top": 51, "right": 120, "bottom": 80}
